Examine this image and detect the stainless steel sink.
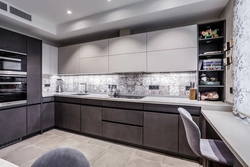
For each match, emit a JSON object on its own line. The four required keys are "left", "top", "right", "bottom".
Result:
{"left": 113, "top": 95, "right": 145, "bottom": 99}
{"left": 71, "top": 93, "right": 89, "bottom": 96}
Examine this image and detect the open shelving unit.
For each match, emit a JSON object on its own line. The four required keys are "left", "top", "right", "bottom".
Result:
{"left": 197, "top": 20, "right": 226, "bottom": 101}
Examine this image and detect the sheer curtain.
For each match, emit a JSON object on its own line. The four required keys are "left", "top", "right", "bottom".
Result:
{"left": 233, "top": 0, "right": 250, "bottom": 122}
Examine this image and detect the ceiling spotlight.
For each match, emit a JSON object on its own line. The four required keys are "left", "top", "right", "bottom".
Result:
{"left": 67, "top": 10, "right": 72, "bottom": 14}
{"left": 108, "top": 0, "right": 111, "bottom": 2}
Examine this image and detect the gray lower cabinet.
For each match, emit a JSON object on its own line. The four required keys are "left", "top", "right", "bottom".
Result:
{"left": 179, "top": 116, "right": 200, "bottom": 157}
{"left": 27, "top": 105, "right": 41, "bottom": 135}
{"left": 0, "top": 107, "right": 27, "bottom": 145}
{"left": 143, "top": 112, "right": 179, "bottom": 153}
{"left": 42, "top": 102, "right": 55, "bottom": 130}
{"left": 63, "top": 103, "right": 80, "bottom": 131}
{"left": 81, "top": 106, "right": 102, "bottom": 136}
{"left": 102, "top": 122, "right": 143, "bottom": 145}
{"left": 55, "top": 102, "right": 63, "bottom": 128}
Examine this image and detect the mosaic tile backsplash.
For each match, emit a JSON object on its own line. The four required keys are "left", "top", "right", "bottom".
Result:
{"left": 43, "top": 72, "right": 196, "bottom": 97}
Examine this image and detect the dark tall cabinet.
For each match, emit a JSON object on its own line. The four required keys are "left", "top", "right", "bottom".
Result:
{"left": 27, "top": 37, "right": 42, "bottom": 105}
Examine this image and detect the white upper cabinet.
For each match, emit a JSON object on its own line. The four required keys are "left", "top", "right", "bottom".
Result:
{"left": 108, "top": 33, "right": 146, "bottom": 55}
{"left": 80, "top": 39, "right": 108, "bottom": 58}
{"left": 42, "top": 44, "right": 58, "bottom": 75}
{"left": 147, "top": 48, "right": 197, "bottom": 72}
{"left": 147, "top": 25, "right": 197, "bottom": 51}
{"left": 58, "top": 44, "right": 80, "bottom": 74}
{"left": 42, "top": 44, "right": 50, "bottom": 74}
{"left": 50, "top": 46, "right": 58, "bottom": 74}
{"left": 80, "top": 56, "right": 109, "bottom": 74}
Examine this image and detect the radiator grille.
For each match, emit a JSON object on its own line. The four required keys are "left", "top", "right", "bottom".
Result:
{"left": 10, "top": 6, "right": 32, "bottom": 21}
{"left": 0, "top": 1, "right": 7, "bottom": 11}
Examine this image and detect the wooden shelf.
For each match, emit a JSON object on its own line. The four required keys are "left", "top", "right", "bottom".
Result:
{"left": 199, "top": 53, "right": 224, "bottom": 58}
{"left": 199, "top": 36, "right": 224, "bottom": 44}
{"left": 199, "top": 85, "right": 224, "bottom": 88}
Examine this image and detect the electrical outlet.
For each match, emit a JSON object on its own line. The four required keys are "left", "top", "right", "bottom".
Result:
{"left": 186, "top": 86, "right": 191, "bottom": 91}
{"left": 45, "top": 84, "right": 50, "bottom": 87}
{"left": 230, "top": 87, "right": 233, "bottom": 94}
{"left": 149, "top": 85, "right": 159, "bottom": 90}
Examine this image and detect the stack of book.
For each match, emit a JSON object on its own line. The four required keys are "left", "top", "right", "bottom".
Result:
{"left": 203, "top": 59, "right": 222, "bottom": 70}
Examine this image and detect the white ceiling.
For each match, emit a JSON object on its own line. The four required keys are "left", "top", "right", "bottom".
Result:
{"left": 5, "top": 0, "right": 145, "bottom": 24}
{"left": 0, "top": 0, "right": 229, "bottom": 46}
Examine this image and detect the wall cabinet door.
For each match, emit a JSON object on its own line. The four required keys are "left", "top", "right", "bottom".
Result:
{"left": 147, "top": 48, "right": 197, "bottom": 72}
{"left": 144, "top": 112, "right": 179, "bottom": 153}
{"left": 58, "top": 44, "right": 80, "bottom": 74}
{"left": 109, "top": 33, "right": 146, "bottom": 55}
{"left": 42, "top": 102, "right": 55, "bottom": 130}
{"left": 27, "top": 37, "right": 42, "bottom": 105}
{"left": 80, "top": 39, "right": 108, "bottom": 58}
{"left": 63, "top": 103, "right": 80, "bottom": 131}
{"left": 81, "top": 106, "right": 102, "bottom": 136}
{"left": 0, "top": 28, "right": 27, "bottom": 54}
{"left": 55, "top": 102, "right": 63, "bottom": 128}
{"left": 50, "top": 46, "right": 58, "bottom": 74}
{"left": 42, "top": 43, "right": 50, "bottom": 74}
{"left": 27, "top": 105, "right": 41, "bottom": 135}
{"left": 179, "top": 116, "right": 200, "bottom": 157}
{"left": 147, "top": 25, "right": 197, "bottom": 51}
{"left": 80, "top": 56, "right": 108, "bottom": 74}
{"left": 0, "top": 107, "right": 26, "bottom": 145}
{"left": 109, "top": 53, "right": 146, "bottom": 73}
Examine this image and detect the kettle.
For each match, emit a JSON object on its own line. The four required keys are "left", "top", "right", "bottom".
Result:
{"left": 56, "top": 79, "right": 63, "bottom": 93}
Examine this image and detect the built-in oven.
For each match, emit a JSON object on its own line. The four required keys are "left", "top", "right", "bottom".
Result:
{"left": 0, "top": 50, "right": 27, "bottom": 107}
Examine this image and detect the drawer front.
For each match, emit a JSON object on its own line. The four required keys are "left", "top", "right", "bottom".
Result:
{"left": 144, "top": 104, "right": 178, "bottom": 114}
{"left": 55, "top": 97, "right": 81, "bottom": 104}
{"left": 43, "top": 97, "right": 55, "bottom": 103}
{"left": 179, "top": 106, "right": 200, "bottom": 116}
{"left": 81, "top": 99, "right": 102, "bottom": 106}
{"left": 102, "top": 101, "right": 143, "bottom": 110}
{"left": 102, "top": 108, "right": 143, "bottom": 126}
{"left": 102, "top": 122, "right": 142, "bottom": 145}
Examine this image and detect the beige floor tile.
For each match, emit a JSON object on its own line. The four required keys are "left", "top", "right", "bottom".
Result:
{"left": 0, "top": 141, "right": 30, "bottom": 158}
{"left": 53, "top": 130, "right": 74, "bottom": 138}
{"left": 2, "top": 145, "right": 46, "bottom": 166}
{"left": 135, "top": 149, "right": 165, "bottom": 163}
{"left": 77, "top": 144, "right": 106, "bottom": 164}
{"left": 55, "top": 138, "right": 87, "bottom": 149}
{"left": 19, "top": 156, "right": 40, "bottom": 167}
{"left": 70, "top": 134, "right": 92, "bottom": 143}
{"left": 24, "top": 133, "right": 54, "bottom": 145}
{"left": 88, "top": 139, "right": 112, "bottom": 149}
{"left": 126, "top": 156, "right": 170, "bottom": 167}
{"left": 109, "top": 144, "right": 136, "bottom": 157}
{"left": 92, "top": 149, "right": 130, "bottom": 167}
{"left": 32, "top": 135, "right": 65, "bottom": 150}
{"left": 163, "top": 156, "right": 200, "bottom": 167}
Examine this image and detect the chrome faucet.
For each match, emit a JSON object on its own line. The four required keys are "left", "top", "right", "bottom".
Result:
{"left": 108, "top": 85, "right": 118, "bottom": 97}
{"left": 79, "top": 83, "right": 88, "bottom": 94}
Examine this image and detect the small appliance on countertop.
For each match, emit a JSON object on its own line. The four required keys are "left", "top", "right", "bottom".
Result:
{"left": 56, "top": 79, "right": 63, "bottom": 93}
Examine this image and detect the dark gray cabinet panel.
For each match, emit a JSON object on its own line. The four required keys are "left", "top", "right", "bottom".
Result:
{"left": 55, "top": 102, "right": 63, "bottom": 128}
{"left": 42, "top": 102, "right": 55, "bottom": 130}
{"left": 81, "top": 106, "right": 102, "bottom": 136}
{"left": 179, "top": 106, "right": 201, "bottom": 116}
{"left": 27, "top": 37, "right": 42, "bottom": 105}
{"left": 55, "top": 97, "right": 80, "bottom": 104}
{"left": 27, "top": 105, "right": 41, "bottom": 135}
{"left": 63, "top": 103, "right": 80, "bottom": 131}
{"left": 102, "top": 122, "right": 142, "bottom": 145}
{"left": 0, "top": 107, "right": 27, "bottom": 145}
{"left": 144, "top": 112, "right": 179, "bottom": 153}
{"left": 144, "top": 104, "right": 178, "bottom": 114}
{"left": 179, "top": 116, "right": 200, "bottom": 157}
{"left": 0, "top": 28, "right": 27, "bottom": 54}
{"left": 81, "top": 99, "right": 102, "bottom": 106}
{"left": 102, "top": 108, "right": 143, "bottom": 126}
{"left": 102, "top": 101, "right": 143, "bottom": 110}
{"left": 42, "top": 97, "right": 54, "bottom": 103}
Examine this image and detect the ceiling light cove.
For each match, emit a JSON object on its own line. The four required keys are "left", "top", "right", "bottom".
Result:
{"left": 67, "top": 10, "right": 72, "bottom": 14}
{"left": 108, "top": 0, "right": 111, "bottom": 2}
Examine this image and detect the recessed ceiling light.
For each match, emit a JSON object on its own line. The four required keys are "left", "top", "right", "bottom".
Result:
{"left": 108, "top": 0, "right": 111, "bottom": 2}
{"left": 67, "top": 10, "right": 72, "bottom": 14}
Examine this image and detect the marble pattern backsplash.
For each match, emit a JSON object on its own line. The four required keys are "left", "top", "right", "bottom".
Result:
{"left": 43, "top": 72, "right": 196, "bottom": 97}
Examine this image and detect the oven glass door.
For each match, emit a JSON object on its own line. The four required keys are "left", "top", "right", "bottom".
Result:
{"left": 0, "top": 75, "right": 27, "bottom": 103}
{"left": 0, "top": 51, "right": 27, "bottom": 72}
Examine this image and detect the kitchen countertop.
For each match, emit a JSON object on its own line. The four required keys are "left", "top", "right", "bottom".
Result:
{"left": 202, "top": 110, "right": 250, "bottom": 167}
{"left": 43, "top": 92, "right": 232, "bottom": 111}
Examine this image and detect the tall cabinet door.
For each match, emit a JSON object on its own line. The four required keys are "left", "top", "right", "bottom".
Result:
{"left": 144, "top": 112, "right": 179, "bottom": 153}
{"left": 27, "top": 105, "right": 41, "bottom": 135}
{"left": 42, "top": 43, "right": 50, "bottom": 74}
{"left": 27, "top": 37, "right": 42, "bottom": 105}
{"left": 42, "top": 102, "right": 55, "bottom": 130}
{"left": 0, "top": 107, "right": 27, "bottom": 145}
{"left": 50, "top": 46, "right": 58, "bottom": 74}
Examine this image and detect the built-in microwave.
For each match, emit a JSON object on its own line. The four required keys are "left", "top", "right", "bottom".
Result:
{"left": 0, "top": 50, "right": 27, "bottom": 73}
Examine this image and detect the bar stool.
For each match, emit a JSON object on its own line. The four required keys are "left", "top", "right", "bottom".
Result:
{"left": 178, "top": 107, "right": 234, "bottom": 166}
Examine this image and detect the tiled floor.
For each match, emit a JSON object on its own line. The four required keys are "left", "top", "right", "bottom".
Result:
{"left": 0, "top": 129, "right": 201, "bottom": 167}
